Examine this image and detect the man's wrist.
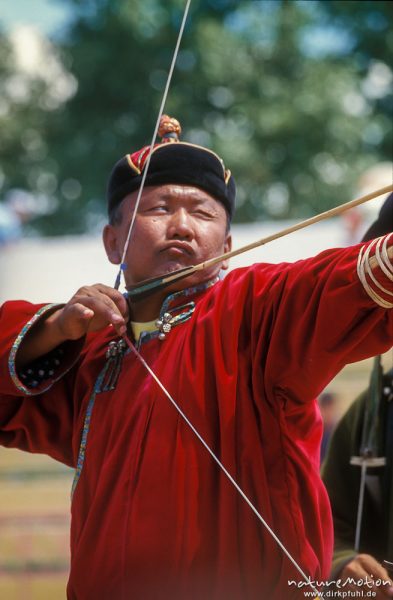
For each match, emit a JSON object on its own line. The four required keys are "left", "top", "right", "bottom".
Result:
{"left": 43, "top": 307, "right": 70, "bottom": 344}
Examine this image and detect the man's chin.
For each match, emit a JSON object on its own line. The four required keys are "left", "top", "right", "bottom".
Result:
{"left": 150, "top": 259, "right": 195, "bottom": 279}
{"left": 165, "top": 262, "right": 189, "bottom": 274}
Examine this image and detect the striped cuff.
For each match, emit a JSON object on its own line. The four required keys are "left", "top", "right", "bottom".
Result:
{"left": 357, "top": 233, "right": 393, "bottom": 308}
{"left": 8, "top": 303, "right": 83, "bottom": 395}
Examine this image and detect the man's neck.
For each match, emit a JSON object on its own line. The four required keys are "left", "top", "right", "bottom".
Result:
{"left": 129, "top": 292, "right": 167, "bottom": 322}
{"left": 127, "top": 273, "right": 220, "bottom": 322}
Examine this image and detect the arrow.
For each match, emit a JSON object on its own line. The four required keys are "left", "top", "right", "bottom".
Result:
{"left": 126, "top": 183, "right": 393, "bottom": 302}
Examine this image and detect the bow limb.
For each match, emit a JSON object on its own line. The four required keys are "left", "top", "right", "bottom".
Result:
{"left": 350, "top": 355, "right": 387, "bottom": 551}
{"left": 114, "top": 0, "right": 192, "bottom": 290}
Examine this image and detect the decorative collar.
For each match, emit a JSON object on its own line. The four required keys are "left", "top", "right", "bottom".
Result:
{"left": 129, "top": 276, "right": 219, "bottom": 348}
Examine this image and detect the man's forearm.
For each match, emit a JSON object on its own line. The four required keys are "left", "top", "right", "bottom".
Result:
{"left": 14, "top": 284, "right": 129, "bottom": 370}
{"left": 15, "top": 307, "right": 73, "bottom": 369}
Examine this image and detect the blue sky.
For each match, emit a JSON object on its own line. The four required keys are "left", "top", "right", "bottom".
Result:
{"left": 0, "top": 0, "right": 71, "bottom": 35}
{"left": 0, "top": 1, "right": 355, "bottom": 57}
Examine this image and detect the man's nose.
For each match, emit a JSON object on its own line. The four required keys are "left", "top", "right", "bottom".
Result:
{"left": 167, "top": 208, "right": 194, "bottom": 239}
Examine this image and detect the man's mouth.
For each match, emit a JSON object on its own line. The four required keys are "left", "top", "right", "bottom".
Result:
{"left": 160, "top": 242, "right": 194, "bottom": 257}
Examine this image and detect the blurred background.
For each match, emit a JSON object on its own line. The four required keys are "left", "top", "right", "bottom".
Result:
{"left": 0, "top": 0, "right": 392, "bottom": 598}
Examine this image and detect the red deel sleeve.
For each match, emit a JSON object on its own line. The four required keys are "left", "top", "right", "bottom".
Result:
{"left": 213, "top": 235, "right": 392, "bottom": 407}
{"left": 254, "top": 236, "right": 393, "bottom": 404}
{"left": 0, "top": 301, "right": 80, "bottom": 467}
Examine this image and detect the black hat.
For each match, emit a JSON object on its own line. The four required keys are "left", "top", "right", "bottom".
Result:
{"left": 361, "top": 192, "right": 393, "bottom": 242}
{"left": 107, "top": 115, "right": 236, "bottom": 220}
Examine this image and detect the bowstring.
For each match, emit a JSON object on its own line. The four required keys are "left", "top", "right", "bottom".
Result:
{"left": 115, "top": 2, "right": 321, "bottom": 595}
{"left": 114, "top": 0, "right": 192, "bottom": 290}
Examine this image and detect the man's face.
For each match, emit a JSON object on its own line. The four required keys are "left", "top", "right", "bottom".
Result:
{"left": 103, "top": 184, "right": 232, "bottom": 290}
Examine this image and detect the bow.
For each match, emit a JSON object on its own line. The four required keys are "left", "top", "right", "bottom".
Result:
{"left": 350, "top": 356, "right": 393, "bottom": 556}
{"left": 113, "top": 3, "right": 391, "bottom": 597}
{"left": 114, "top": 1, "right": 192, "bottom": 291}
{"left": 350, "top": 355, "right": 387, "bottom": 552}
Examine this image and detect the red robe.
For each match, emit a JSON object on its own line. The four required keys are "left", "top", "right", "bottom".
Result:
{"left": 1, "top": 238, "right": 392, "bottom": 600}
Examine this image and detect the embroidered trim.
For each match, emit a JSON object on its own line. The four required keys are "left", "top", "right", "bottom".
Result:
{"left": 357, "top": 236, "right": 393, "bottom": 308}
{"left": 137, "top": 147, "right": 150, "bottom": 170}
{"left": 72, "top": 277, "right": 219, "bottom": 493}
{"left": 135, "top": 277, "right": 219, "bottom": 348}
{"left": 160, "top": 276, "right": 218, "bottom": 312}
{"left": 98, "top": 339, "right": 128, "bottom": 391}
{"left": 155, "top": 301, "right": 195, "bottom": 340}
{"left": 126, "top": 154, "right": 141, "bottom": 175}
{"left": 71, "top": 365, "right": 109, "bottom": 498}
{"left": 8, "top": 304, "right": 64, "bottom": 395}
{"left": 134, "top": 142, "right": 229, "bottom": 182}
{"left": 137, "top": 328, "right": 160, "bottom": 349}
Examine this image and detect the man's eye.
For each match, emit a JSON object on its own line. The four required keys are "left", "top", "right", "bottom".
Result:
{"left": 194, "top": 210, "right": 214, "bottom": 218}
{"left": 148, "top": 205, "right": 168, "bottom": 212}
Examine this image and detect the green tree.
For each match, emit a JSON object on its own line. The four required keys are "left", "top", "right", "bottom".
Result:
{"left": 0, "top": 24, "right": 77, "bottom": 227}
{"left": 2, "top": 0, "right": 392, "bottom": 234}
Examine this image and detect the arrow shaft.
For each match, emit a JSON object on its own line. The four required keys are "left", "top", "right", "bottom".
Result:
{"left": 126, "top": 184, "right": 392, "bottom": 301}
{"left": 200, "top": 183, "right": 393, "bottom": 270}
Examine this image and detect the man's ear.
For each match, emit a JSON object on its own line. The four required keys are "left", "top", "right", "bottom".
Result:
{"left": 221, "top": 233, "right": 232, "bottom": 271}
{"left": 103, "top": 224, "right": 122, "bottom": 265}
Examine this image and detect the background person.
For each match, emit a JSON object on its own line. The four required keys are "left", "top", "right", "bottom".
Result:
{"left": 322, "top": 193, "right": 393, "bottom": 599}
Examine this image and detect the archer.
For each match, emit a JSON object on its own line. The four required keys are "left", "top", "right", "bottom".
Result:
{"left": 0, "top": 116, "right": 392, "bottom": 599}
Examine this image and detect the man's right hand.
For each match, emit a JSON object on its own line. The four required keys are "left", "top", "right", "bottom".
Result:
{"left": 47, "top": 284, "right": 129, "bottom": 340}
{"left": 17, "top": 284, "right": 129, "bottom": 368}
